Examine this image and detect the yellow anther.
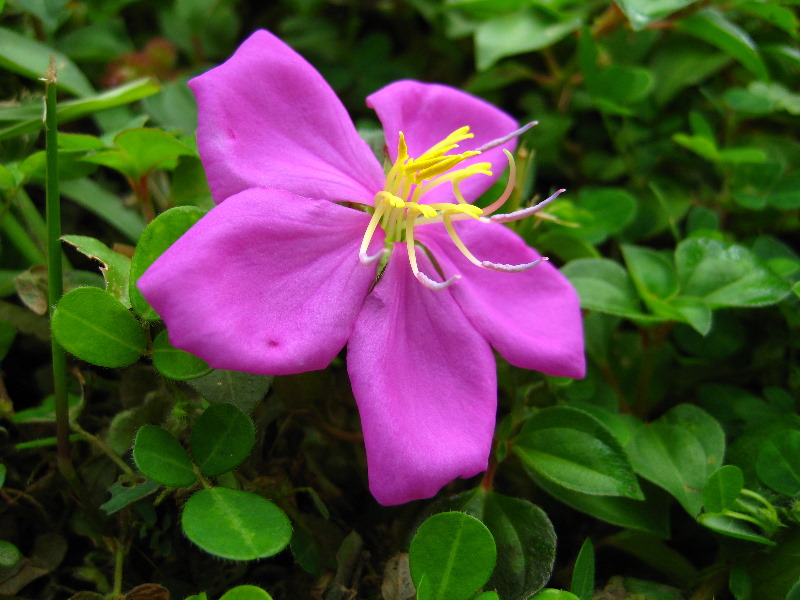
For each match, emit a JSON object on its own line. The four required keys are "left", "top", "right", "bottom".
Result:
{"left": 361, "top": 125, "right": 548, "bottom": 289}
{"left": 441, "top": 204, "right": 484, "bottom": 218}
{"left": 406, "top": 202, "right": 437, "bottom": 219}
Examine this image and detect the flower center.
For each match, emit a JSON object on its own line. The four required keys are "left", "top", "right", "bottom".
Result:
{"left": 358, "top": 125, "right": 564, "bottom": 290}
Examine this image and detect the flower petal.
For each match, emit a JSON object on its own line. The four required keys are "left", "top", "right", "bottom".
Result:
{"left": 138, "top": 189, "right": 382, "bottom": 375}
{"left": 189, "top": 30, "right": 384, "bottom": 205}
{"left": 347, "top": 245, "right": 496, "bottom": 505}
{"left": 366, "top": 80, "right": 518, "bottom": 204}
{"left": 417, "top": 220, "right": 586, "bottom": 378}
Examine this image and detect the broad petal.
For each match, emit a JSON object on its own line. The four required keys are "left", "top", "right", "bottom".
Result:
{"left": 367, "top": 80, "right": 518, "bottom": 205}
{"left": 189, "top": 30, "right": 384, "bottom": 204}
{"left": 347, "top": 245, "right": 496, "bottom": 505}
{"left": 138, "top": 189, "right": 382, "bottom": 375}
{"left": 417, "top": 220, "right": 586, "bottom": 378}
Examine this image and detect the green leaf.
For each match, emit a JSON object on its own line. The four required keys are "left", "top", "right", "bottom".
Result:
{"left": 660, "top": 404, "right": 725, "bottom": 477}
{"left": 675, "top": 238, "right": 790, "bottom": 308}
{"left": 0, "top": 78, "right": 160, "bottom": 142}
{"left": 129, "top": 206, "right": 205, "bottom": 320}
{"left": 676, "top": 8, "right": 768, "bottom": 80}
{"left": 729, "top": 565, "right": 752, "bottom": 600}
{"left": 132, "top": 424, "right": 196, "bottom": 488}
{"left": 152, "top": 330, "right": 211, "bottom": 381}
{"left": 61, "top": 178, "right": 146, "bottom": 242}
{"left": 527, "top": 470, "right": 670, "bottom": 537}
{"left": 614, "top": 0, "right": 698, "bottom": 30}
{"left": 409, "top": 511, "right": 496, "bottom": 600}
{"left": 650, "top": 38, "right": 730, "bottom": 106}
{"left": 61, "top": 235, "right": 132, "bottom": 308}
{"left": 52, "top": 287, "right": 146, "bottom": 368}
{"left": 575, "top": 188, "right": 638, "bottom": 244}
{"left": 514, "top": 406, "right": 643, "bottom": 499}
{"left": 787, "top": 576, "right": 800, "bottom": 600}
{"left": 750, "top": 530, "right": 800, "bottom": 598}
{"left": 561, "top": 258, "right": 658, "bottom": 321}
{"left": 219, "top": 585, "right": 274, "bottom": 600}
{"left": 670, "top": 297, "right": 712, "bottom": 335}
{"left": 181, "top": 487, "right": 292, "bottom": 560}
{"left": 595, "top": 65, "right": 654, "bottom": 106}
{"left": 57, "top": 18, "right": 134, "bottom": 62}
{"left": 190, "top": 402, "right": 255, "bottom": 477}
{"left": 10, "top": 393, "right": 81, "bottom": 423}
{"left": 83, "top": 128, "right": 196, "bottom": 180}
{"left": 475, "top": 7, "right": 582, "bottom": 70}
{"left": 454, "top": 490, "right": 555, "bottom": 600}
{"left": 0, "top": 540, "right": 20, "bottom": 568}
{"left": 99, "top": 476, "right": 161, "bottom": 515}
{"left": 622, "top": 245, "right": 678, "bottom": 300}
{"left": 0, "top": 26, "right": 94, "bottom": 97}
{"left": 738, "top": 2, "right": 798, "bottom": 38}
{"left": 697, "top": 514, "right": 775, "bottom": 546}
{"left": 756, "top": 430, "right": 800, "bottom": 495}
{"left": 703, "top": 465, "right": 744, "bottom": 513}
{"left": 627, "top": 423, "right": 708, "bottom": 515}
{"left": 571, "top": 539, "right": 594, "bottom": 600}
{"left": 529, "top": 589, "right": 580, "bottom": 600}
{"left": 0, "top": 463, "right": 5, "bottom": 488}
{"left": 188, "top": 369, "right": 273, "bottom": 414}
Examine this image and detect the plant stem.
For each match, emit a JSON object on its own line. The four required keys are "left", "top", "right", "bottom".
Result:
{"left": 44, "top": 59, "right": 78, "bottom": 491}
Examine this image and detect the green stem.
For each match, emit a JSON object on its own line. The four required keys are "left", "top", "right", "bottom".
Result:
{"left": 44, "top": 59, "right": 77, "bottom": 491}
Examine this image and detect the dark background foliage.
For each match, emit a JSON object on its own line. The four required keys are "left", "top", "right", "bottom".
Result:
{"left": 0, "top": 1, "right": 798, "bottom": 599}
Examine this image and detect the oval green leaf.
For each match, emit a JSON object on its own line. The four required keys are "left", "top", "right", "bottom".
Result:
{"left": 409, "top": 511, "right": 496, "bottom": 600}
{"left": 525, "top": 469, "right": 670, "bottom": 538}
{"left": 190, "top": 402, "right": 255, "bottom": 477}
{"left": 628, "top": 422, "right": 708, "bottom": 516}
{"left": 132, "top": 424, "right": 196, "bottom": 488}
{"left": 52, "top": 287, "right": 146, "bottom": 368}
{"left": 703, "top": 465, "right": 744, "bottom": 513}
{"left": 450, "top": 489, "right": 556, "bottom": 600}
{"left": 513, "top": 406, "right": 642, "bottom": 499}
{"left": 129, "top": 206, "right": 205, "bottom": 320}
{"left": 756, "top": 430, "right": 800, "bottom": 495}
{"left": 219, "top": 585, "right": 273, "bottom": 600}
{"left": 0, "top": 540, "right": 20, "bottom": 568}
{"left": 181, "top": 487, "right": 292, "bottom": 560}
{"left": 530, "top": 589, "right": 581, "bottom": 600}
{"left": 152, "top": 330, "right": 211, "bottom": 381}
{"left": 677, "top": 8, "right": 768, "bottom": 80}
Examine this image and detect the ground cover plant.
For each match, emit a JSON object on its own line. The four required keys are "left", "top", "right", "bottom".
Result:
{"left": 0, "top": 1, "right": 798, "bottom": 599}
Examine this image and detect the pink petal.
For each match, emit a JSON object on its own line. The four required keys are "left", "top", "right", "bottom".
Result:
{"left": 347, "top": 245, "right": 497, "bottom": 505}
{"left": 189, "top": 30, "right": 384, "bottom": 205}
{"left": 416, "top": 220, "right": 586, "bottom": 378}
{"left": 366, "top": 80, "right": 518, "bottom": 205}
{"left": 138, "top": 189, "right": 382, "bottom": 375}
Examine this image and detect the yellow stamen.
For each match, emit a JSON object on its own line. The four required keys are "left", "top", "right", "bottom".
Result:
{"left": 360, "top": 123, "right": 554, "bottom": 288}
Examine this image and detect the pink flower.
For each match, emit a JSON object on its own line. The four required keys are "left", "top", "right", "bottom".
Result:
{"left": 138, "top": 30, "right": 585, "bottom": 505}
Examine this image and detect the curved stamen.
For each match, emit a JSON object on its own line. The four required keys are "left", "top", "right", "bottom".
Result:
{"left": 406, "top": 210, "right": 459, "bottom": 290}
{"left": 475, "top": 120, "right": 538, "bottom": 152}
{"left": 443, "top": 213, "right": 548, "bottom": 274}
{"left": 480, "top": 257, "right": 548, "bottom": 272}
{"left": 484, "top": 189, "right": 565, "bottom": 224}
{"left": 359, "top": 201, "right": 387, "bottom": 264}
{"left": 480, "top": 149, "right": 516, "bottom": 217}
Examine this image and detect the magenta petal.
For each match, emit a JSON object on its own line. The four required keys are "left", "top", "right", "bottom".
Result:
{"left": 347, "top": 245, "right": 496, "bottom": 505}
{"left": 366, "top": 80, "right": 518, "bottom": 204}
{"left": 417, "top": 221, "right": 586, "bottom": 378}
{"left": 189, "top": 30, "right": 384, "bottom": 205}
{"left": 138, "top": 189, "right": 382, "bottom": 375}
